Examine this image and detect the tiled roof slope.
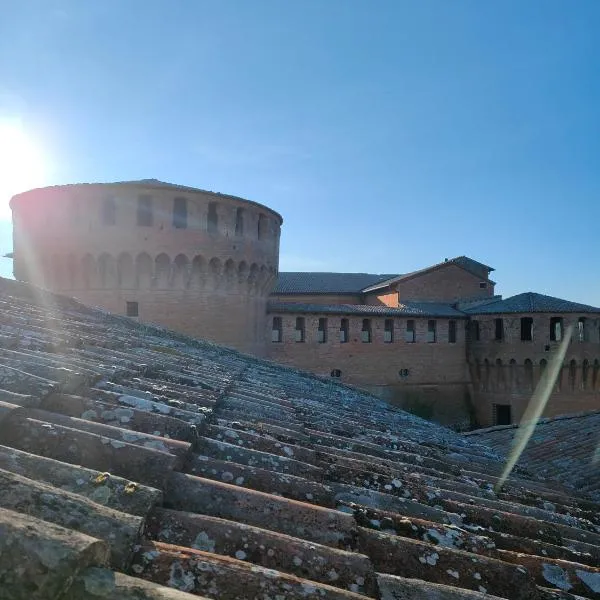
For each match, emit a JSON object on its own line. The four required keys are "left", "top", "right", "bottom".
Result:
{"left": 464, "top": 410, "right": 600, "bottom": 502}
{"left": 465, "top": 292, "right": 600, "bottom": 314}
{"left": 0, "top": 277, "right": 599, "bottom": 599}
{"left": 274, "top": 272, "right": 399, "bottom": 294}
{"left": 268, "top": 301, "right": 467, "bottom": 318}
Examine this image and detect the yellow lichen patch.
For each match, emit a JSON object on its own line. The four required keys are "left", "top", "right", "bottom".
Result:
{"left": 124, "top": 482, "right": 139, "bottom": 494}
{"left": 93, "top": 472, "right": 111, "bottom": 485}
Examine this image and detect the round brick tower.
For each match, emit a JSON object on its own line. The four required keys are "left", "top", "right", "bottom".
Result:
{"left": 10, "top": 179, "right": 282, "bottom": 356}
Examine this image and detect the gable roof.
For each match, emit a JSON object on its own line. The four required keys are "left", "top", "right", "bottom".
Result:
{"left": 464, "top": 292, "right": 600, "bottom": 315}
{"left": 362, "top": 256, "right": 495, "bottom": 293}
{"left": 0, "top": 277, "right": 599, "bottom": 599}
{"left": 275, "top": 257, "right": 494, "bottom": 296}
{"left": 274, "top": 272, "right": 399, "bottom": 294}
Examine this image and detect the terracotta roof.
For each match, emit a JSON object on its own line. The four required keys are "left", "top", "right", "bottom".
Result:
{"left": 464, "top": 410, "right": 600, "bottom": 501}
{"left": 268, "top": 301, "right": 467, "bottom": 318}
{"left": 0, "top": 276, "right": 599, "bottom": 599}
{"left": 464, "top": 292, "right": 600, "bottom": 315}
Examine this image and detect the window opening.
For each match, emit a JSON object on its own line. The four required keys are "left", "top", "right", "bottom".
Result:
{"left": 137, "top": 195, "right": 153, "bottom": 226}
{"left": 569, "top": 359, "right": 577, "bottom": 391}
{"left": 520, "top": 317, "right": 533, "bottom": 341}
{"left": 207, "top": 202, "right": 218, "bottom": 233}
{"left": 550, "top": 317, "right": 563, "bottom": 342}
{"left": 494, "top": 404, "right": 512, "bottom": 426}
{"left": 494, "top": 318, "right": 504, "bottom": 341}
{"left": 173, "top": 197, "right": 187, "bottom": 229}
{"left": 258, "top": 214, "right": 268, "bottom": 240}
{"left": 578, "top": 317, "right": 587, "bottom": 342}
{"left": 330, "top": 369, "right": 342, "bottom": 378}
{"left": 340, "top": 318, "right": 349, "bottom": 343}
{"left": 317, "top": 318, "right": 328, "bottom": 343}
{"left": 405, "top": 319, "right": 415, "bottom": 343}
{"left": 427, "top": 320, "right": 436, "bottom": 343}
{"left": 384, "top": 319, "right": 394, "bottom": 343}
{"left": 448, "top": 320, "right": 456, "bottom": 343}
{"left": 235, "top": 208, "right": 244, "bottom": 236}
{"left": 126, "top": 301, "right": 139, "bottom": 317}
{"left": 361, "top": 319, "right": 372, "bottom": 343}
{"left": 295, "top": 317, "right": 305, "bottom": 342}
{"left": 271, "top": 317, "right": 282, "bottom": 343}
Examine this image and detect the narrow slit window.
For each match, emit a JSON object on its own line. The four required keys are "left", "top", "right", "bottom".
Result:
{"left": 207, "top": 202, "right": 218, "bottom": 233}
{"left": 550, "top": 317, "right": 563, "bottom": 342}
{"left": 295, "top": 317, "right": 305, "bottom": 343}
{"left": 102, "top": 196, "right": 116, "bottom": 225}
{"left": 427, "top": 320, "right": 436, "bottom": 343}
{"left": 126, "top": 301, "right": 139, "bottom": 317}
{"left": 405, "top": 319, "right": 415, "bottom": 343}
{"left": 272, "top": 317, "right": 282, "bottom": 343}
{"left": 317, "top": 318, "right": 328, "bottom": 343}
{"left": 361, "top": 319, "right": 372, "bottom": 343}
{"left": 235, "top": 208, "right": 244, "bottom": 236}
{"left": 340, "top": 318, "right": 349, "bottom": 343}
{"left": 384, "top": 319, "right": 394, "bottom": 343}
{"left": 495, "top": 318, "right": 504, "bottom": 341}
{"left": 137, "top": 195, "right": 153, "bottom": 226}
{"left": 173, "top": 197, "right": 187, "bottom": 229}
{"left": 448, "top": 320, "right": 456, "bottom": 343}
{"left": 470, "top": 320, "right": 480, "bottom": 342}
{"left": 520, "top": 317, "right": 533, "bottom": 341}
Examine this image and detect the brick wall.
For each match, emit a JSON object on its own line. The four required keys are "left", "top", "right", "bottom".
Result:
{"left": 270, "top": 294, "right": 363, "bottom": 304}
{"left": 396, "top": 264, "right": 494, "bottom": 302}
{"left": 468, "top": 311, "right": 600, "bottom": 425}
{"left": 365, "top": 291, "right": 399, "bottom": 307}
{"left": 11, "top": 182, "right": 281, "bottom": 356}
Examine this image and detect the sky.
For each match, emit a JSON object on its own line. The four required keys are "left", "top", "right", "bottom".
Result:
{"left": 0, "top": 0, "right": 599, "bottom": 303}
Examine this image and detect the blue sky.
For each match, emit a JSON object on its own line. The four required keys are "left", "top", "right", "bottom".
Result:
{"left": 1, "top": 1, "right": 599, "bottom": 303}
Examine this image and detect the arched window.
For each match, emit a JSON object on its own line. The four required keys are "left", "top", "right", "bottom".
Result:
{"left": 207, "top": 202, "right": 218, "bottom": 233}
{"left": 569, "top": 359, "right": 577, "bottom": 391}
{"left": 593, "top": 359, "right": 600, "bottom": 390}
{"left": 173, "top": 197, "right": 187, "bottom": 229}
{"left": 235, "top": 208, "right": 244, "bottom": 236}
{"left": 539, "top": 358, "right": 548, "bottom": 377}
{"left": 509, "top": 358, "right": 517, "bottom": 391}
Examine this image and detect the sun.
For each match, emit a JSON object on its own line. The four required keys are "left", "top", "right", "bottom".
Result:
{"left": 0, "top": 119, "right": 47, "bottom": 219}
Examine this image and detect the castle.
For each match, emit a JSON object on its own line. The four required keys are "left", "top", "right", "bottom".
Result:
{"left": 10, "top": 180, "right": 600, "bottom": 428}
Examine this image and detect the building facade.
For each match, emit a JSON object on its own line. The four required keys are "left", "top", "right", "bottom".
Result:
{"left": 10, "top": 181, "right": 600, "bottom": 428}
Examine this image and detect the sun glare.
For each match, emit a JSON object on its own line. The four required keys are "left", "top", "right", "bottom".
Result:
{"left": 0, "top": 119, "right": 47, "bottom": 219}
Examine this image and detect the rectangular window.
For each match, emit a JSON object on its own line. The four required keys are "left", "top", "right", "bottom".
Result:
{"left": 271, "top": 317, "right": 282, "bottom": 343}
{"left": 495, "top": 318, "right": 504, "bottom": 341}
{"left": 469, "top": 320, "right": 480, "bottom": 342}
{"left": 550, "top": 317, "right": 563, "bottom": 342}
{"left": 427, "top": 320, "right": 436, "bottom": 343}
{"left": 137, "top": 195, "right": 153, "bottom": 226}
{"left": 384, "top": 319, "right": 394, "bottom": 343}
{"left": 235, "top": 208, "right": 244, "bottom": 236}
{"left": 448, "top": 320, "right": 456, "bottom": 343}
{"left": 405, "top": 319, "right": 415, "bottom": 343}
{"left": 520, "top": 317, "right": 533, "bottom": 341}
{"left": 207, "top": 202, "right": 218, "bottom": 233}
{"left": 479, "top": 281, "right": 488, "bottom": 289}
{"left": 173, "top": 197, "right": 187, "bottom": 229}
{"left": 126, "top": 301, "right": 139, "bottom": 317}
{"left": 361, "top": 319, "right": 372, "bottom": 343}
{"left": 340, "top": 318, "right": 349, "bottom": 343}
{"left": 493, "top": 404, "right": 512, "bottom": 426}
{"left": 317, "top": 318, "right": 327, "bottom": 343}
{"left": 102, "top": 197, "right": 116, "bottom": 225}
{"left": 578, "top": 317, "right": 587, "bottom": 342}
{"left": 295, "top": 317, "right": 305, "bottom": 342}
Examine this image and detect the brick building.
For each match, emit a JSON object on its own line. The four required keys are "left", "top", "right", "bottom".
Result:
{"left": 9, "top": 181, "right": 600, "bottom": 428}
